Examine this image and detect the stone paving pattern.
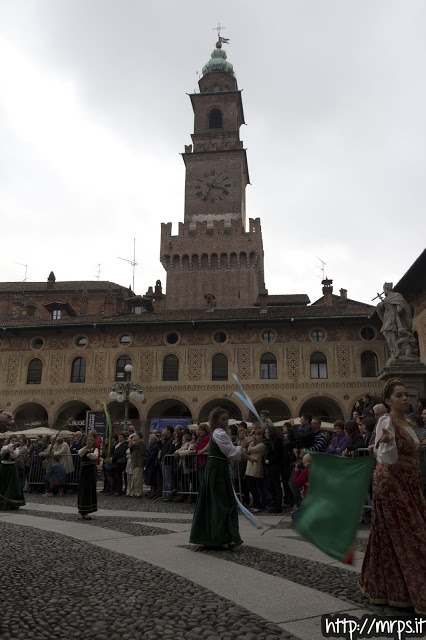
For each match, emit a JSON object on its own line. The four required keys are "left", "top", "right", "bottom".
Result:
{"left": 0, "top": 522, "right": 299, "bottom": 640}
{"left": 0, "top": 492, "right": 412, "bottom": 640}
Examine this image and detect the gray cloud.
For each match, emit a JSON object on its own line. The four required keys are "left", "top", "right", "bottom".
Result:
{"left": 0, "top": 0, "right": 425, "bottom": 302}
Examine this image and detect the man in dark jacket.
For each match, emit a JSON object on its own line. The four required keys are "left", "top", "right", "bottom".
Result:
{"left": 294, "top": 414, "right": 315, "bottom": 457}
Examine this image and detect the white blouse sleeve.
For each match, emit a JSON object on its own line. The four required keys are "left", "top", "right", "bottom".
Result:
{"left": 375, "top": 415, "right": 398, "bottom": 464}
{"left": 1, "top": 445, "right": 18, "bottom": 458}
{"left": 86, "top": 448, "right": 99, "bottom": 460}
{"left": 212, "top": 429, "right": 244, "bottom": 460}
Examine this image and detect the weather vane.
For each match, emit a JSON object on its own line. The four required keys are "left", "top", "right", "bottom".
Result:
{"left": 212, "top": 22, "right": 230, "bottom": 44}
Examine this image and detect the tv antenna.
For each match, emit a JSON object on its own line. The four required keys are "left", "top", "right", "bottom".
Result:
{"left": 118, "top": 238, "right": 138, "bottom": 291}
{"left": 94, "top": 264, "right": 101, "bottom": 280}
{"left": 14, "top": 262, "right": 28, "bottom": 282}
{"left": 315, "top": 257, "right": 327, "bottom": 280}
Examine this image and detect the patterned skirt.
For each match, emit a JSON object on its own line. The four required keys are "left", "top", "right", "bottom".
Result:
{"left": 358, "top": 441, "right": 426, "bottom": 614}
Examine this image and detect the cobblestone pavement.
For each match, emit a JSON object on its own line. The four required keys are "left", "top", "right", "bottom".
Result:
{"left": 24, "top": 490, "right": 198, "bottom": 513}
{"left": 183, "top": 544, "right": 390, "bottom": 614}
{"left": 0, "top": 521, "right": 300, "bottom": 640}
{"left": 2, "top": 491, "right": 404, "bottom": 640}
{"left": 23, "top": 508, "right": 176, "bottom": 536}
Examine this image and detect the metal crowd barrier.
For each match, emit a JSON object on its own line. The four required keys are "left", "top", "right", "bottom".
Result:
{"left": 160, "top": 453, "right": 245, "bottom": 500}
{"left": 27, "top": 453, "right": 82, "bottom": 490}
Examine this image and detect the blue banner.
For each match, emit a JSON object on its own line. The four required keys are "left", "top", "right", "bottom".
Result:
{"left": 150, "top": 417, "right": 191, "bottom": 433}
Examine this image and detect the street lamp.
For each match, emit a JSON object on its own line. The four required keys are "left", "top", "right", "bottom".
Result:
{"left": 108, "top": 364, "right": 145, "bottom": 431}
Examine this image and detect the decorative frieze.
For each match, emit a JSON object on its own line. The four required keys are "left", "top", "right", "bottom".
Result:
{"left": 336, "top": 345, "right": 350, "bottom": 377}
{"left": 237, "top": 348, "right": 251, "bottom": 379}
{"left": 188, "top": 348, "right": 203, "bottom": 381}
{"left": 287, "top": 346, "right": 300, "bottom": 379}
{"left": 50, "top": 353, "right": 64, "bottom": 385}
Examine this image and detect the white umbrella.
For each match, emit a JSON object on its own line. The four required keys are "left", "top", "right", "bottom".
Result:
{"left": 2, "top": 427, "right": 74, "bottom": 438}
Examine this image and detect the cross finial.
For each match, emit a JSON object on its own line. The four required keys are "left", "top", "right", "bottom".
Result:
{"left": 212, "top": 22, "right": 225, "bottom": 39}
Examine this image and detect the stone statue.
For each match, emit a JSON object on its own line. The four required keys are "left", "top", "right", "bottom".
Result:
{"left": 396, "top": 329, "right": 420, "bottom": 362}
{"left": 204, "top": 293, "right": 216, "bottom": 309}
{"left": 0, "top": 410, "right": 14, "bottom": 433}
{"left": 376, "top": 283, "right": 418, "bottom": 365}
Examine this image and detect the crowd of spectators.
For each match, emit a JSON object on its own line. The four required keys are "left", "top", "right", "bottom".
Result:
{"left": 1, "top": 393, "right": 425, "bottom": 510}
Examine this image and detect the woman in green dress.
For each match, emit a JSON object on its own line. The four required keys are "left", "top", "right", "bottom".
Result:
{"left": 190, "top": 408, "right": 256, "bottom": 549}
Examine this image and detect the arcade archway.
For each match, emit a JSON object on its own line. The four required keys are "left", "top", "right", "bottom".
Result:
{"left": 252, "top": 398, "right": 291, "bottom": 422}
{"left": 147, "top": 399, "right": 192, "bottom": 421}
{"left": 299, "top": 397, "right": 343, "bottom": 423}
{"left": 56, "top": 401, "right": 91, "bottom": 426}
{"left": 14, "top": 402, "right": 48, "bottom": 428}
{"left": 198, "top": 399, "right": 242, "bottom": 423}
{"left": 107, "top": 401, "right": 140, "bottom": 422}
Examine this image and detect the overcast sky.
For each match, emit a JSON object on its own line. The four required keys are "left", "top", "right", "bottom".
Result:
{"left": 1, "top": 1, "right": 425, "bottom": 305}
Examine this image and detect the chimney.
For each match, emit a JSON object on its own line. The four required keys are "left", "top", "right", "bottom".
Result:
{"left": 322, "top": 278, "right": 333, "bottom": 306}
{"left": 47, "top": 271, "right": 56, "bottom": 289}
{"left": 258, "top": 283, "right": 268, "bottom": 313}
{"left": 340, "top": 288, "right": 347, "bottom": 301}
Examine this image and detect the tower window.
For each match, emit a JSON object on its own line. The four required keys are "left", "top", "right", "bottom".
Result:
{"left": 163, "top": 355, "right": 179, "bottom": 381}
{"left": 212, "top": 353, "right": 228, "bottom": 381}
{"left": 71, "top": 357, "right": 86, "bottom": 383}
{"left": 361, "top": 351, "right": 378, "bottom": 377}
{"left": 116, "top": 356, "right": 132, "bottom": 381}
{"left": 27, "top": 358, "right": 42, "bottom": 385}
{"left": 310, "top": 352, "right": 328, "bottom": 379}
{"left": 209, "top": 108, "right": 222, "bottom": 129}
{"left": 260, "top": 353, "right": 277, "bottom": 379}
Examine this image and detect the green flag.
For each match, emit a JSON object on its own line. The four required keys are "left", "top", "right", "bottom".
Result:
{"left": 294, "top": 452, "right": 374, "bottom": 564}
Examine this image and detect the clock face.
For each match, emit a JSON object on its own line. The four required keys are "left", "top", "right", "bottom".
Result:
{"left": 194, "top": 170, "right": 232, "bottom": 203}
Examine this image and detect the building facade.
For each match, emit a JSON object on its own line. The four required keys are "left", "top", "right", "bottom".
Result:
{"left": 0, "top": 42, "right": 391, "bottom": 430}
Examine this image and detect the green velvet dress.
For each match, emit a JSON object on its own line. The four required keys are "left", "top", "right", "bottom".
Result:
{"left": 0, "top": 455, "right": 26, "bottom": 511}
{"left": 189, "top": 435, "right": 241, "bottom": 547}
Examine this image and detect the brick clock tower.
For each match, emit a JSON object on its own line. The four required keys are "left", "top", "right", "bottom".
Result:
{"left": 161, "top": 41, "right": 266, "bottom": 310}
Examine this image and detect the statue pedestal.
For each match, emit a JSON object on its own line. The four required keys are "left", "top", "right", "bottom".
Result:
{"left": 378, "top": 363, "right": 426, "bottom": 407}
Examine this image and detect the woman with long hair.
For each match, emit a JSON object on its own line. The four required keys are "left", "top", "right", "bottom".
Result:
{"left": 77, "top": 433, "right": 98, "bottom": 520}
{"left": 190, "top": 408, "right": 256, "bottom": 549}
{"left": 358, "top": 379, "right": 426, "bottom": 614}
{"left": 342, "top": 421, "right": 366, "bottom": 457}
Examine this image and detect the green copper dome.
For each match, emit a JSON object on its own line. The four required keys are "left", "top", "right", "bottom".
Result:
{"left": 202, "top": 41, "right": 235, "bottom": 77}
